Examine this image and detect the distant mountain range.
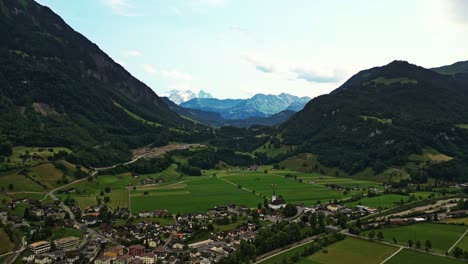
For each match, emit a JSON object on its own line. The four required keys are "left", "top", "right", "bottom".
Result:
{"left": 162, "top": 97, "right": 296, "bottom": 128}
{"left": 163, "top": 89, "right": 213, "bottom": 104}
{"left": 180, "top": 93, "right": 311, "bottom": 120}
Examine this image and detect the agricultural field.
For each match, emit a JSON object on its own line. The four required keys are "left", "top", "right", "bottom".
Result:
{"left": 0, "top": 228, "right": 14, "bottom": 255}
{"left": 56, "top": 173, "right": 137, "bottom": 209}
{"left": 131, "top": 176, "right": 262, "bottom": 213}
{"left": 294, "top": 173, "right": 381, "bottom": 191}
{"left": 362, "top": 223, "right": 467, "bottom": 254}
{"left": 0, "top": 171, "right": 45, "bottom": 193}
{"left": 300, "top": 237, "right": 398, "bottom": 264}
{"left": 345, "top": 194, "right": 409, "bottom": 209}
{"left": 6, "top": 146, "right": 71, "bottom": 165}
{"left": 221, "top": 172, "right": 350, "bottom": 206}
{"left": 385, "top": 249, "right": 464, "bottom": 264}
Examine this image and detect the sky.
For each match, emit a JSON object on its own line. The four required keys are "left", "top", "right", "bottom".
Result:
{"left": 35, "top": 0, "right": 468, "bottom": 99}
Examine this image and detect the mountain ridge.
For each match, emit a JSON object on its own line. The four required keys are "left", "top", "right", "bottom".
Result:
{"left": 181, "top": 93, "right": 311, "bottom": 119}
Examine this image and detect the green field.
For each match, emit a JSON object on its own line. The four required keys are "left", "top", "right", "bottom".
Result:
{"left": 0, "top": 228, "right": 14, "bottom": 254}
{"left": 346, "top": 194, "right": 408, "bottom": 209}
{"left": 221, "top": 172, "right": 349, "bottom": 205}
{"left": 57, "top": 173, "right": 138, "bottom": 209}
{"left": 295, "top": 173, "right": 380, "bottom": 191}
{"left": 386, "top": 249, "right": 464, "bottom": 264}
{"left": 50, "top": 227, "right": 84, "bottom": 241}
{"left": 131, "top": 176, "right": 262, "bottom": 213}
{"left": 362, "top": 223, "right": 467, "bottom": 254}
{"left": 254, "top": 142, "right": 293, "bottom": 158}
{"left": 301, "top": 237, "right": 398, "bottom": 264}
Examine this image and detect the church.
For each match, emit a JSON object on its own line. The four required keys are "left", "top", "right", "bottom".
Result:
{"left": 268, "top": 191, "right": 286, "bottom": 210}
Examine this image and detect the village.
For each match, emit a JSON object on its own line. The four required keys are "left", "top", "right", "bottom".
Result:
{"left": 2, "top": 186, "right": 468, "bottom": 264}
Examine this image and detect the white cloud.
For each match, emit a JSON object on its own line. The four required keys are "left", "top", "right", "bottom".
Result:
{"left": 241, "top": 54, "right": 275, "bottom": 73}
{"left": 142, "top": 64, "right": 157, "bottom": 74}
{"left": 123, "top": 50, "right": 143, "bottom": 57}
{"left": 161, "top": 70, "right": 193, "bottom": 81}
{"left": 102, "top": 0, "right": 141, "bottom": 16}
{"left": 241, "top": 53, "right": 345, "bottom": 83}
{"left": 292, "top": 67, "right": 345, "bottom": 83}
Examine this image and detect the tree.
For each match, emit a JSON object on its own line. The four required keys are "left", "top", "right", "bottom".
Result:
{"left": 8, "top": 183, "right": 13, "bottom": 190}
{"left": 415, "top": 240, "right": 421, "bottom": 249}
{"left": 104, "top": 196, "right": 110, "bottom": 203}
{"left": 392, "top": 237, "right": 397, "bottom": 244}
{"left": 453, "top": 247, "right": 463, "bottom": 258}
{"left": 408, "top": 240, "right": 413, "bottom": 248}
{"left": 425, "top": 240, "right": 432, "bottom": 252}
{"left": 368, "top": 230, "right": 375, "bottom": 240}
{"left": 377, "top": 231, "right": 384, "bottom": 241}
{"left": 104, "top": 187, "right": 111, "bottom": 193}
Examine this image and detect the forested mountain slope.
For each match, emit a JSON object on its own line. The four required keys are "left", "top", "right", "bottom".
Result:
{"left": 0, "top": 0, "right": 207, "bottom": 166}
{"left": 282, "top": 61, "right": 468, "bottom": 176}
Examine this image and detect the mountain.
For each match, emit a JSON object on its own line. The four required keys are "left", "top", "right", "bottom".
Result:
{"left": 0, "top": 0, "right": 207, "bottom": 166}
{"left": 163, "top": 89, "right": 213, "bottom": 104}
{"left": 181, "top": 93, "right": 311, "bottom": 119}
{"left": 431, "top": 60, "right": 468, "bottom": 75}
{"left": 162, "top": 97, "right": 295, "bottom": 128}
{"left": 281, "top": 60, "right": 468, "bottom": 175}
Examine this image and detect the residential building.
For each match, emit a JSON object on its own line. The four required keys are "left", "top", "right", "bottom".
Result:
{"left": 54, "top": 236, "right": 80, "bottom": 251}
{"left": 94, "top": 256, "right": 111, "bottom": 264}
{"left": 128, "top": 245, "right": 145, "bottom": 257}
{"left": 140, "top": 253, "right": 156, "bottom": 264}
{"left": 30, "top": 241, "right": 51, "bottom": 255}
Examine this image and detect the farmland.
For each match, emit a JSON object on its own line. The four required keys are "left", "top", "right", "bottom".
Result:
{"left": 221, "top": 172, "right": 350, "bottom": 205}
{"left": 345, "top": 194, "right": 409, "bottom": 209}
{"left": 302, "top": 237, "right": 398, "bottom": 264}
{"left": 362, "top": 223, "right": 467, "bottom": 254}
{"left": 385, "top": 249, "right": 464, "bottom": 264}
{"left": 131, "top": 176, "right": 262, "bottom": 213}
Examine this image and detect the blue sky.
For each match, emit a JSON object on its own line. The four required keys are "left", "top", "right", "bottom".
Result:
{"left": 36, "top": 0, "right": 468, "bottom": 99}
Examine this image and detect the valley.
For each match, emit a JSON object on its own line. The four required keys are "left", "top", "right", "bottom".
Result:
{"left": 1, "top": 0, "right": 468, "bottom": 264}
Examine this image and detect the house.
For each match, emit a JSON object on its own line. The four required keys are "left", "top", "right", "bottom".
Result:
{"left": 140, "top": 253, "right": 156, "bottom": 264}
{"left": 114, "top": 255, "right": 132, "bottom": 264}
{"left": 94, "top": 256, "right": 112, "bottom": 264}
{"left": 104, "top": 245, "right": 125, "bottom": 258}
{"left": 153, "top": 246, "right": 166, "bottom": 259}
{"left": 21, "top": 250, "right": 35, "bottom": 262}
{"left": 34, "top": 255, "right": 53, "bottom": 264}
{"left": 54, "top": 237, "right": 80, "bottom": 251}
{"left": 325, "top": 225, "right": 341, "bottom": 233}
{"left": 30, "top": 241, "right": 51, "bottom": 255}
{"left": 129, "top": 259, "right": 143, "bottom": 264}
{"left": 128, "top": 245, "right": 146, "bottom": 257}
